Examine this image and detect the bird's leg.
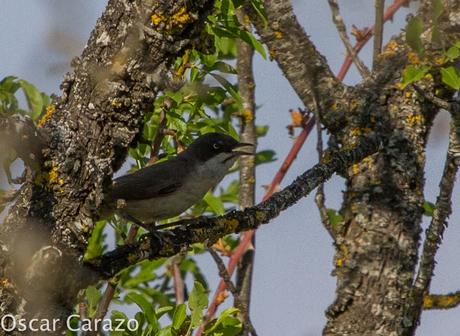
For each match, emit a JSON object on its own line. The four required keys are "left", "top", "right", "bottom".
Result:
{"left": 123, "top": 214, "right": 164, "bottom": 245}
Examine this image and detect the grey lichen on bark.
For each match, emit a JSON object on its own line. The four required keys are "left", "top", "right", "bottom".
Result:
{"left": 0, "top": 0, "right": 214, "bottom": 332}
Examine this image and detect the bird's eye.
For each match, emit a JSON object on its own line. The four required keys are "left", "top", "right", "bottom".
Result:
{"left": 213, "top": 143, "right": 220, "bottom": 150}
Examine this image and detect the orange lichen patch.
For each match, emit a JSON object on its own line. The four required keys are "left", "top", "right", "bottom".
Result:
{"left": 407, "top": 52, "right": 421, "bottom": 65}
{"left": 274, "top": 31, "right": 283, "bottom": 39}
{"left": 350, "top": 127, "right": 372, "bottom": 137}
{"left": 382, "top": 39, "right": 398, "bottom": 56}
{"left": 242, "top": 108, "right": 254, "bottom": 122}
{"left": 151, "top": 12, "right": 166, "bottom": 26}
{"left": 215, "top": 290, "right": 229, "bottom": 304}
{"left": 406, "top": 114, "right": 423, "bottom": 126}
{"left": 171, "top": 7, "right": 192, "bottom": 26}
{"left": 351, "top": 163, "right": 360, "bottom": 175}
{"left": 38, "top": 104, "right": 56, "bottom": 128}
{"left": 0, "top": 277, "right": 14, "bottom": 289}
{"left": 405, "top": 91, "right": 413, "bottom": 98}
{"left": 423, "top": 294, "right": 460, "bottom": 309}
{"left": 48, "top": 166, "right": 64, "bottom": 186}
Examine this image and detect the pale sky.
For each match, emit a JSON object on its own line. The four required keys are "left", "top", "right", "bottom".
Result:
{"left": 1, "top": 1, "right": 459, "bottom": 335}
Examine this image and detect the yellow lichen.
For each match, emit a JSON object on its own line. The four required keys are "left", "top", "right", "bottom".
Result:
{"left": 48, "top": 166, "right": 60, "bottom": 185}
{"left": 407, "top": 52, "right": 420, "bottom": 65}
{"left": 38, "top": 104, "right": 56, "bottom": 128}
{"left": 111, "top": 98, "right": 123, "bottom": 109}
{"left": 255, "top": 211, "right": 266, "bottom": 222}
{"left": 242, "top": 108, "right": 254, "bottom": 122}
{"left": 350, "top": 127, "right": 371, "bottom": 137}
{"left": 382, "top": 39, "right": 398, "bottom": 56}
{"left": 434, "top": 55, "right": 445, "bottom": 65}
{"left": 172, "top": 7, "right": 192, "bottom": 26}
{"left": 406, "top": 114, "right": 423, "bottom": 126}
{"left": 151, "top": 13, "right": 165, "bottom": 26}
{"left": 351, "top": 163, "right": 360, "bottom": 175}
{"left": 405, "top": 91, "right": 413, "bottom": 98}
{"left": 423, "top": 295, "right": 434, "bottom": 309}
{"left": 336, "top": 258, "right": 344, "bottom": 267}
{"left": 274, "top": 31, "right": 283, "bottom": 39}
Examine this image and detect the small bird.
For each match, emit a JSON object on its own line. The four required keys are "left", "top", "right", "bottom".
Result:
{"left": 100, "top": 132, "right": 253, "bottom": 229}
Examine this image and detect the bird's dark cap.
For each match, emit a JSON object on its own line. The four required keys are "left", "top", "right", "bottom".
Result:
{"left": 187, "top": 132, "right": 253, "bottom": 161}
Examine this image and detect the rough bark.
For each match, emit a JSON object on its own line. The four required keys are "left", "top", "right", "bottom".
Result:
{"left": 0, "top": 0, "right": 213, "bottom": 333}
{"left": 235, "top": 9, "right": 257, "bottom": 336}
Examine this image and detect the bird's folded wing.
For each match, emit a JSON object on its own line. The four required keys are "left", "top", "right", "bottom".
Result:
{"left": 108, "top": 157, "right": 187, "bottom": 201}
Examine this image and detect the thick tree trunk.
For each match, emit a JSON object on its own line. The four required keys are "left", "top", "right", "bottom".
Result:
{"left": 0, "top": 1, "right": 213, "bottom": 334}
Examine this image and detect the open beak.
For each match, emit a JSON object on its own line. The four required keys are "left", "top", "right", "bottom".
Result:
{"left": 231, "top": 142, "right": 254, "bottom": 156}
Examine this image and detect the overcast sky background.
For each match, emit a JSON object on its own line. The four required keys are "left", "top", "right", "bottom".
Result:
{"left": 1, "top": 1, "right": 459, "bottom": 335}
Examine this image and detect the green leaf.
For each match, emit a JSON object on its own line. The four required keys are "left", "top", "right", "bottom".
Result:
{"left": 172, "top": 304, "right": 187, "bottom": 330}
{"left": 440, "top": 66, "right": 460, "bottom": 90}
{"left": 250, "top": 0, "right": 268, "bottom": 26}
{"left": 256, "top": 125, "right": 269, "bottom": 137}
{"left": 255, "top": 150, "right": 276, "bottom": 165}
{"left": 203, "top": 191, "right": 225, "bottom": 215}
{"left": 423, "top": 201, "right": 435, "bottom": 216}
{"left": 84, "top": 221, "right": 107, "bottom": 260}
{"left": 156, "top": 306, "right": 174, "bottom": 319}
{"left": 432, "top": 0, "right": 444, "bottom": 20}
{"left": 236, "top": 29, "right": 267, "bottom": 59}
{"left": 127, "top": 292, "right": 158, "bottom": 327}
{"left": 188, "top": 281, "right": 209, "bottom": 328}
{"left": 406, "top": 17, "right": 424, "bottom": 54}
{"left": 401, "top": 65, "right": 430, "bottom": 88}
{"left": 85, "top": 286, "right": 102, "bottom": 316}
{"left": 210, "top": 73, "right": 243, "bottom": 109}
{"left": 204, "top": 307, "right": 242, "bottom": 336}
{"left": 445, "top": 46, "right": 460, "bottom": 60}
{"left": 326, "top": 209, "right": 343, "bottom": 229}
{"left": 18, "top": 79, "right": 44, "bottom": 120}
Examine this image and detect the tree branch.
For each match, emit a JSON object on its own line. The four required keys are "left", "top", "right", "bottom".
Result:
{"left": 327, "top": 0, "right": 371, "bottom": 79}
{"left": 234, "top": 8, "right": 257, "bottom": 336}
{"left": 373, "top": 0, "right": 385, "bottom": 69}
{"left": 337, "top": 0, "right": 409, "bottom": 80}
{"left": 87, "top": 133, "right": 381, "bottom": 280}
{"left": 245, "top": 0, "right": 346, "bottom": 126}
{"left": 207, "top": 248, "right": 258, "bottom": 336}
{"left": 423, "top": 291, "right": 460, "bottom": 310}
{"left": 404, "top": 112, "right": 460, "bottom": 334}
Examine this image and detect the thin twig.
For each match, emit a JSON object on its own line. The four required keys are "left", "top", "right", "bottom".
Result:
{"left": 423, "top": 291, "right": 460, "bottom": 310}
{"left": 207, "top": 248, "right": 258, "bottom": 336}
{"left": 405, "top": 113, "right": 460, "bottom": 332}
{"left": 337, "top": 0, "right": 409, "bottom": 80}
{"left": 327, "top": 0, "right": 371, "bottom": 79}
{"left": 373, "top": 0, "right": 385, "bottom": 69}
{"left": 234, "top": 7, "right": 257, "bottom": 336}
{"left": 171, "top": 257, "right": 185, "bottom": 304}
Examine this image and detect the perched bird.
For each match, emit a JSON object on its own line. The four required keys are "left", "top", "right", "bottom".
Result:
{"left": 100, "top": 132, "right": 252, "bottom": 229}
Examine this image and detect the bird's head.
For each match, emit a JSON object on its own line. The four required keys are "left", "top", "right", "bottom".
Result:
{"left": 187, "top": 132, "right": 253, "bottom": 163}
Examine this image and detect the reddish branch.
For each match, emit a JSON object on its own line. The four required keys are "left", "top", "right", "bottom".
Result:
{"left": 200, "top": 116, "right": 316, "bottom": 330}
{"left": 201, "top": 0, "right": 410, "bottom": 325}
{"left": 337, "top": 0, "right": 409, "bottom": 80}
